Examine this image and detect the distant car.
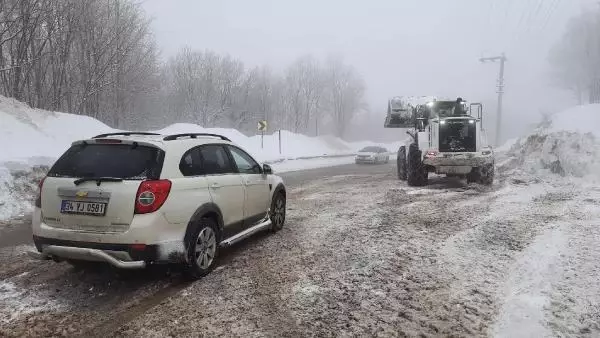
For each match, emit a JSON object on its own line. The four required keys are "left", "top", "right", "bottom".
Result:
{"left": 31, "top": 132, "right": 286, "bottom": 279}
{"left": 355, "top": 146, "right": 390, "bottom": 164}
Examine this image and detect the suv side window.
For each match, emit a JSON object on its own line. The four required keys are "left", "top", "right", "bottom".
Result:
{"left": 200, "top": 145, "right": 235, "bottom": 175}
{"left": 228, "top": 146, "right": 261, "bottom": 174}
{"left": 179, "top": 148, "right": 204, "bottom": 176}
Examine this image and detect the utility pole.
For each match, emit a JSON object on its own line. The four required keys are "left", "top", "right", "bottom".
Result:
{"left": 479, "top": 53, "right": 507, "bottom": 147}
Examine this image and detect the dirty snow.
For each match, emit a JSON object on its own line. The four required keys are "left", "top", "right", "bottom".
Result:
{"left": 0, "top": 277, "right": 64, "bottom": 325}
{"left": 0, "top": 157, "right": 598, "bottom": 336}
{"left": 499, "top": 104, "right": 600, "bottom": 181}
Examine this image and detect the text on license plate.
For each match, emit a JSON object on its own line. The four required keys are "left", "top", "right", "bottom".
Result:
{"left": 61, "top": 200, "right": 107, "bottom": 216}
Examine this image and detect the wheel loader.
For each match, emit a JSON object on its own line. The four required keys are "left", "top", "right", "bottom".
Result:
{"left": 384, "top": 97, "right": 495, "bottom": 186}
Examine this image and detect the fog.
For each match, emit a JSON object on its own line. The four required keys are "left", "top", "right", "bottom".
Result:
{"left": 143, "top": 0, "right": 593, "bottom": 144}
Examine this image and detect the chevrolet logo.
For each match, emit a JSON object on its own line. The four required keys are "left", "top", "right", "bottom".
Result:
{"left": 75, "top": 191, "right": 88, "bottom": 198}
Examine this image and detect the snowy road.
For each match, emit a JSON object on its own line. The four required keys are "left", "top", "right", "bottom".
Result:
{"left": 0, "top": 162, "right": 599, "bottom": 337}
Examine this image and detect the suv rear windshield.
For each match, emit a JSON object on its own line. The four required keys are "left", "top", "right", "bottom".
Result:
{"left": 48, "top": 143, "right": 164, "bottom": 179}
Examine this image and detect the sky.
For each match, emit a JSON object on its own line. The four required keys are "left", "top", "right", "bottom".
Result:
{"left": 142, "top": 0, "right": 595, "bottom": 142}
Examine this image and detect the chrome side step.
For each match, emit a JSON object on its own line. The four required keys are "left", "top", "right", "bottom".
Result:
{"left": 220, "top": 218, "right": 272, "bottom": 247}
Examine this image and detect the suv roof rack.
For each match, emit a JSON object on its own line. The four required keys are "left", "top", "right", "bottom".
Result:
{"left": 92, "top": 132, "right": 161, "bottom": 139}
{"left": 163, "top": 133, "right": 231, "bottom": 142}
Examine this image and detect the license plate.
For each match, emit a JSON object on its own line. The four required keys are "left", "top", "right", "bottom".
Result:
{"left": 439, "top": 166, "right": 470, "bottom": 174}
{"left": 61, "top": 200, "right": 107, "bottom": 216}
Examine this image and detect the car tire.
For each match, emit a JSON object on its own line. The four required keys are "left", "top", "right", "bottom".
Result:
{"left": 183, "top": 217, "right": 219, "bottom": 280}
{"left": 407, "top": 143, "right": 428, "bottom": 186}
{"left": 270, "top": 191, "right": 286, "bottom": 232}
{"left": 397, "top": 146, "right": 407, "bottom": 181}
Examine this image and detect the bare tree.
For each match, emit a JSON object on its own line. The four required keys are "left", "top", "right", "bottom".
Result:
{"left": 0, "top": 0, "right": 159, "bottom": 127}
{"left": 324, "top": 55, "right": 365, "bottom": 138}
{"left": 156, "top": 49, "right": 366, "bottom": 137}
{"left": 549, "top": 9, "right": 600, "bottom": 103}
{"left": 0, "top": 3, "right": 368, "bottom": 137}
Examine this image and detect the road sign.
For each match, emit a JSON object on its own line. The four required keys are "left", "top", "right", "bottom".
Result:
{"left": 258, "top": 120, "right": 267, "bottom": 131}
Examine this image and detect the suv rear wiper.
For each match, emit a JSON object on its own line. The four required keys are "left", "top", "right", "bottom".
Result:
{"left": 73, "top": 177, "right": 124, "bottom": 186}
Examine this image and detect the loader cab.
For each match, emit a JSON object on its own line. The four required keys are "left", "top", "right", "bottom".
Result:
{"left": 435, "top": 117, "right": 478, "bottom": 152}
{"left": 430, "top": 103, "right": 486, "bottom": 153}
{"left": 427, "top": 100, "right": 468, "bottom": 117}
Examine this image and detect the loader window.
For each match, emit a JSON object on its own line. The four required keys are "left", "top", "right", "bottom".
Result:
{"left": 432, "top": 102, "right": 457, "bottom": 117}
{"left": 439, "top": 119, "right": 477, "bottom": 152}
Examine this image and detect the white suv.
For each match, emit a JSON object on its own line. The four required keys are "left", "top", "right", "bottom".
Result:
{"left": 31, "top": 132, "right": 286, "bottom": 278}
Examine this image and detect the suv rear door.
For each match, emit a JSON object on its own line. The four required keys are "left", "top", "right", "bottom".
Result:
{"left": 197, "top": 145, "right": 245, "bottom": 238}
{"left": 41, "top": 140, "right": 164, "bottom": 232}
{"left": 226, "top": 145, "right": 270, "bottom": 225}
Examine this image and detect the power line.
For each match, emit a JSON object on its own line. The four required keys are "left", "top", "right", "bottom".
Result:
{"left": 540, "top": 0, "right": 561, "bottom": 32}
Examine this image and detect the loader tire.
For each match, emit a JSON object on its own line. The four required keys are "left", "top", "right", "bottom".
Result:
{"left": 466, "top": 168, "right": 480, "bottom": 184}
{"left": 467, "top": 164, "right": 494, "bottom": 186}
{"left": 397, "top": 146, "right": 407, "bottom": 180}
{"left": 479, "top": 163, "right": 495, "bottom": 186}
{"left": 407, "top": 143, "right": 427, "bottom": 186}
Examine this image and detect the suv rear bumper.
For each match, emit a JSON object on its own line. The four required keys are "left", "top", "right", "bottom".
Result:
{"left": 42, "top": 245, "right": 146, "bottom": 269}
{"left": 32, "top": 209, "right": 188, "bottom": 267}
{"left": 32, "top": 236, "right": 185, "bottom": 268}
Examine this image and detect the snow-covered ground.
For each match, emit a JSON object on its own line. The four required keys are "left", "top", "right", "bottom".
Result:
{"left": 1, "top": 160, "right": 598, "bottom": 336}
{"left": 491, "top": 103, "right": 600, "bottom": 337}
{"left": 1, "top": 99, "right": 598, "bottom": 336}
{"left": 0, "top": 96, "right": 400, "bottom": 221}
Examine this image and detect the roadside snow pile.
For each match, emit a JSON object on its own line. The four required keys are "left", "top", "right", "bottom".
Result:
{"left": 0, "top": 96, "right": 398, "bottom": 221}
{"left": 0, "top": 96, "right": 113, "bottom": 164}
{"left": 498, "top": 105, "right": 600, "bottom": 180}
{"left": 0, "top": 95, "right": 397, "bottom": 167}
{"left": 157, "top": 124, "right": 399, "bottom": 163}
{"left": 0, "top": 165, "right": 47, "bottom": 221}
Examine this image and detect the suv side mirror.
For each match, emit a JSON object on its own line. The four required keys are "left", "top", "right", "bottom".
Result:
{"left": 262, "top": 164, "right": 273, "bottom": 175}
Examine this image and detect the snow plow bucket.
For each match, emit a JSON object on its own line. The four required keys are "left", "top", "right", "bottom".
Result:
{"left": 384, "top": 97, "right": 414, "bottom": 128}
{"left": 384, "top": 111, "right": 413, "bottom": 128}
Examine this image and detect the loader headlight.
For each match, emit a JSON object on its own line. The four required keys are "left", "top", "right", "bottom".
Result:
{"left": 469, "top": 120, "right": 475, "bottom": 124}
{"left": 440, "top": 120, "right": 446, "bottom": 125}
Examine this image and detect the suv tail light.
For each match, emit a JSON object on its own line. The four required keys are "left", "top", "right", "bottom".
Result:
{"left": 134, "top": 180, "right": 171, "bottom": 214}
{"left": 35, "top": 177, "right": 46, "bottom": 208}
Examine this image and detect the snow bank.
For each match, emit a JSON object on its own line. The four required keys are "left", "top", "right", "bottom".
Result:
{"left": 0, "top": 96, "right": 113, "bottom": 164}
{"left": 0, "top": 96, "right": 399, "bottom": 221}
{"left": 156, "top": 123, "right": 400, "bottom": 163}
{"left": 0, "top": 95, "right": 396, "bottom": 167}
{"left": 499, "top": 104, "right": 600, "bottom": 179}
